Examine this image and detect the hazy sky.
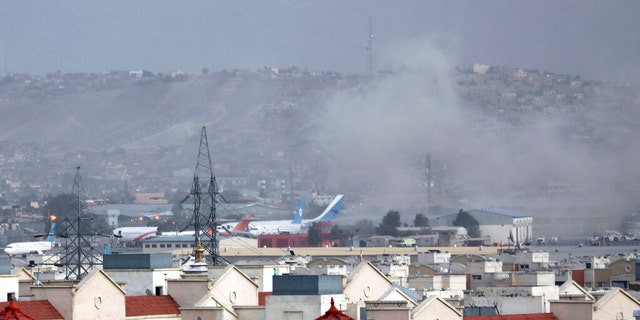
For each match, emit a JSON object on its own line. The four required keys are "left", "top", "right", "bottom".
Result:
{"left": 1, "top": 1, "right": 639, "bottom": 83}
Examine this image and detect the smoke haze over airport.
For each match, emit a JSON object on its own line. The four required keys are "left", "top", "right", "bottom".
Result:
{"left": 1, "top": 1, "right": 640, "bottom": 237}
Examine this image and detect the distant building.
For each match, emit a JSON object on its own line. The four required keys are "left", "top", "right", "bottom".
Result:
{"left": 134, "top": 192, "right": 168, "bottom": 204}
{"left": 433, "top": 208, "right": 533, "bottom": 245}
{"left": 473, "top": 63, "right": 491, "bottom": 74}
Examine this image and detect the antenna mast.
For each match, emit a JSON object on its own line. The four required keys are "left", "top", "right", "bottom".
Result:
{"left": 289, "top": 164, "right": 294, "bottom": 196}
{"left": 425, "top": 154, "right": 431, "bottom": 211}
{"left": 58, "top": 166, "right": 102, "bottom": 280}
{"left": 367, "top": 17, "right": 374, "bottom": 77}
{"left": 189, "top": 127, "right": 221, "bottom": 265}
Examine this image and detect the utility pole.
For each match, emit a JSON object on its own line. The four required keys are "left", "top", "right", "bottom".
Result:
{"left": 289, "top": 164, "right": 294, "bottom": 196}
{"left": 366, "top": 17, "right": 374, "bottom": 77}
{"left": 425, "top": 154, "right": 431, "bottom": 212}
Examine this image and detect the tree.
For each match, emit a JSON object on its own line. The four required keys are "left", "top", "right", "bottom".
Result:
{"left": 453, "top": 209, "right": 480, "bottom": 238}
{"left": 414, "top": 213, "right": 429, "bottom": 227}
{"left": 307, "top": 224, "right": 321, "bottom": 247}
{"left": 376, "top": 210, "right": 401, "bottom": 236}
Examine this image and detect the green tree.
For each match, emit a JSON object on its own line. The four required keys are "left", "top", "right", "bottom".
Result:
{"left": 307, "top": 224, "right": 321, "bottom": 246}
{"left": 414, "top": 213, "right": 429, "bottom": 227}
{"left": 453, "top": 209, "right": 480, "bottom": 238}
{"left": 376, "top": 210, "right": 401, "bottom": 236}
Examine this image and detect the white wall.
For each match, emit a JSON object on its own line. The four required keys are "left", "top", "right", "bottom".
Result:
{"left": 0, "top": 275, "right": 19, "bottom": 301}
{"left": 265, "top": 295, "right": 346, "bottom": 320}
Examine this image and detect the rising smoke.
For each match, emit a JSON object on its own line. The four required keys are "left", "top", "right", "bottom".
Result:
{"left": 313, "top": 37, "right": 640, "bottom": 231}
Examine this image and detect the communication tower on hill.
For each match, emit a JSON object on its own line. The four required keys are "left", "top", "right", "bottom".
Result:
{"left": 366, "top": 17, "right": 374, "bottom": 76}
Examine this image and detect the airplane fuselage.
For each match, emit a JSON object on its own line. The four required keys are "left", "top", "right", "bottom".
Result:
{"left": 4, "top": 241, "right": 54, "bottom": 255}
{"left": 112, "top": 227, "right": 159, "bottom": 243}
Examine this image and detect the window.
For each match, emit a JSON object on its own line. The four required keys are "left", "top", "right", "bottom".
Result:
{"left": 182, "top": 244, "right": 188, "bottom": 248}
{"left": 144, "top": 244, "right": 150, "bottom": 248}
{"left": 472, "top": 275, "right": 482, "bottom": 280}
{"left": 151, "top": 244, "right": 157, "bottom": 248}
{"left": 597, "top": 281, "right": 608, "bottom": 288}
{"left": 585, "top": 282, "right": 592, "bottom": 288}
{"left": 159, "top": 244, "right": 165, "bottom": 248}
{"left": 155, "top": 286, "right": 163, "bottom": 295}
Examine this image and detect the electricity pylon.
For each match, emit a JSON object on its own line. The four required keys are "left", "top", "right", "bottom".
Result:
{"left": 58, "top": 166, "right": 102, "bottom": 280}
{"left": 186, "top": 127, "right": 222, "bottom": 265}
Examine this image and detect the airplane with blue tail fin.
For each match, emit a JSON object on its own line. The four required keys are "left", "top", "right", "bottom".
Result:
{"left": 219, "top": 195, "right": 344, "bottom": 236}
{"left": 4, "top": 218, "right": 57, "bottom": 256}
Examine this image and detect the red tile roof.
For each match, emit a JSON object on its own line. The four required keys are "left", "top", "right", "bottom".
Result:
{"left": 125, "top": 295, "right": 181, "bottom": 317}
{"left": 0, "top": 300, "right": 63, "bottom": 320}
{"left": 465, "top": 313, "right": 558, "bottom": 320}
{"left": 314, "top": 298, "right": 354, "bottom": 320}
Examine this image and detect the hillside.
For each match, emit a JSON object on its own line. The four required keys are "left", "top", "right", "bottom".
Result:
{"left": 1, "top": 67, "right": 640, "bottom": 235}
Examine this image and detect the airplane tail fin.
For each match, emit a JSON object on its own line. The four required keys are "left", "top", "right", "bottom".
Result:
{"left": 45, "top": 222, "right": 56, "bottom": 242}
{"left": 291, "top": 199, "right": 304, "bottom": 224}
{"left": 233, "top": 215, "right": 254, "bottom": 231}
{"left": 310, "top": 195, "right": 344, "bottom": 223}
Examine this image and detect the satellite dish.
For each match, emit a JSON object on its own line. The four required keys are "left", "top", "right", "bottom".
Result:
{"left": 145, "top": 289, "right": 153, "bottom": 296}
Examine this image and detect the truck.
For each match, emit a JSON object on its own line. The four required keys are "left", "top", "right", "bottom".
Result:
{"left": 394, "top": 237, "right": 417, "bottom": 247}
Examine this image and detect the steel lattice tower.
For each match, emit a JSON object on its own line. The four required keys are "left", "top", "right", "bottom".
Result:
{"left": 188, "top": 127, "right": 221, "bottom": 265}
{"left": 58, "top": 166, "right": 102, "bottom": 280}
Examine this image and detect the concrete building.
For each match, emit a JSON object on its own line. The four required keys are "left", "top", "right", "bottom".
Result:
{"left": 266, "top": 274, "right": 346, "bottom": 320}
{"left": 0, "top": 256, "right": 18, "bottom": 302}
{"left": 417, "top": 251, "right": 451, "bottom": 265}
{"left": 102, "top": 253, "right": 181, "bottom": 296}
{"left": 168, "top": 264, "right": 260, "bottom": 319}
{"left": 343, "top": 262, "right": 395, "bottom": 318}
{"left": 467, "top": 257, "right": 503, "bottom": 290}
{"left": 307, "top": 257, "right": 349, "bottom": 276}
{"left": 551, "top": 287, "right": 640, "bottom": 320}
{"left": 467, "top": 271, "right": 559, "bottom": 314}
{"left": 31, "top": 269, "right": 126, "bottom": 320}
{"left": 434, "top": 208, "right": 533, "bottom": 246}
{"left": 412, "top": 295, "right": 463, "bottom": 320}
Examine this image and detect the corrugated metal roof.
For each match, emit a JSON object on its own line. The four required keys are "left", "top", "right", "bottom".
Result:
{"left": 90, "top": 204, "right": 174, "bottom": 217}
{"left": 433, "top": 208, "right": 532, "bottom": 226}
{"left": 392, "top": 283, "right": 420, "bottom": 302}
{"left": 475, "top": 208, "right": 532, "bottom": 218}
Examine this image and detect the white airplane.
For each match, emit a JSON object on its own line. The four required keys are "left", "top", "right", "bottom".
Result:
{"left": 112, "top": 226, "right": 159, "bottom": 243}
{"left": 220, "top": 195, "right": 344, "bottom": 237}
{"left": 4, "top": 222, "right": 57, "bottom": 256}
